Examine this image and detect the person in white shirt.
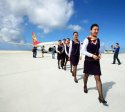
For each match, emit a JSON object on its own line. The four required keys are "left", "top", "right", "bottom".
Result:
{"left": 81, "top": 24, "right": 107, "bottom": 104}
{"left": 69, "top": 32, "right": 81, "bottom": 83}
{"left": 64, "top": 38, "right": 70, "bottom": 70}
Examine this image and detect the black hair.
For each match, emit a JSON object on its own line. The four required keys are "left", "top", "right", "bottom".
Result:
{"left": 63, "top": 38, "right": 66, "bottom": 41}
{"left": 90, "top": 24, "right": 99, "bottom": 30}
{"left": 116, "top": 43, "right": 119, "bottom": 45}
{"left": 66, "top": 38, "right": 70, "bottom": 41}
{"left": 58, "top": 40, "right": 61, "bottom": 42}
{"left": 73, "top": 31, "right": 78, "bottom": 36}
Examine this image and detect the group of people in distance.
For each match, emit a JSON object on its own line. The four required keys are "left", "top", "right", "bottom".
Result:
{"left": 32, "top": 45, "right": 45, "bottom": 58}
{"left": 57, "top": 24, "right": 107, "bottom": 104}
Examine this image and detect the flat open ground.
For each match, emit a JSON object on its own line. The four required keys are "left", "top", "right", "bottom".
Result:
{"left": 0, "top": 51, "right": 125, "bottom": 112}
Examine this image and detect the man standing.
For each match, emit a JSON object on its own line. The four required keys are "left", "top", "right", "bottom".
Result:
{"left": 112, "top": 43, "right": 121, "bottom": 65}
{"left": 52, "top": 46, "right": 56, "bottom": 59}
{"left": 41, "top": 46, "right": 45, "bottom": 58}
{"left": 32, "top": 46, "right": 37, "bottom": 58}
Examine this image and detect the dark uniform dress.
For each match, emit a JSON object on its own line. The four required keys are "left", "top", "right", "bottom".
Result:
{"left": 66, "top": 45, "right": 69, "bottom": 61}
{"left": 57, "top": 45, "right": 63, "bottom": 60}
{"left": 70, "top": 40, "right": 80, "bottom": 66}
{"left": 61, "top": 45, "right": 66, "bottom": 63}
{"left": 83, "top": 37, "right": 101, "bottom": 75}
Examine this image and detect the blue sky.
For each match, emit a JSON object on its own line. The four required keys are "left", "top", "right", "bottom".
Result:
{"left": 0, "top": 0, "right": 125, "bottom": 51}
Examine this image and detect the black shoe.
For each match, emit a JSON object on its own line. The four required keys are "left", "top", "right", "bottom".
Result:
{"left": 58, "top": 66, "right": 61, "bottom": 69}
{"left": 118, "top": 63, "right": 121, "bottom": 65}
{"left": 64, "top": 66, "right": 66, "bottom": 70}
{"left": 98, "top": 97, "right": 107, "bottom": 104}
{"left": 84, "top": 86, "right": 88, "bottom": 93}
{"left": 112, "top": 63, "right": 115, "bottom": 64}
{"left": 74, "top": 79, "right": 78, "bottom": 83}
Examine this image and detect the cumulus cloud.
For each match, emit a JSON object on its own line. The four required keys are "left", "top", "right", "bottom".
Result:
{"left": 0, "top": 0, "right": 74, "bottom": 42}
{"left": 68, "top": 24, "right": 82, "bottom": 31}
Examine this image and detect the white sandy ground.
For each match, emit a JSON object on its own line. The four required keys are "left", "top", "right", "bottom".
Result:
{"left": 0, "top": 51, "right": 125, "bottom": 112}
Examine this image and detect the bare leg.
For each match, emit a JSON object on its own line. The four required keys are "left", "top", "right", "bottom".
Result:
{"left": 42, "top": 53, "right": 43, "bottom": 57}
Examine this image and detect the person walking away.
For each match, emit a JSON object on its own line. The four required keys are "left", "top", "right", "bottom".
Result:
{"left": 111, "top": 43, "right": 121, "bottom": 65}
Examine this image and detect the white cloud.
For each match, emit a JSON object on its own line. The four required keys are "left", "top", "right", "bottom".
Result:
{"left": 68, "top": 24, "right": 82, "bottom": 31}
{"left": 83, "top": 19, "right": 89, "bottom": 24}
{"left": 0, "top": 0, "right": 74, "bottom": 42}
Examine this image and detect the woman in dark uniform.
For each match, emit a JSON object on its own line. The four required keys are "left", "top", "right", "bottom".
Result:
{"left": 64, "top": 38, "right": 70, "bottom": 70}
{"left": 56, "top": 40, "right": 63, "bottom": 69}
{"left": 82, "top": 24, "right": 107, "bottom": 104}
{"left": 61, "top": 39, "right": 66, "bottom": 70}
{"left": 69, "top": 32, "right": 81, "bottom": 83}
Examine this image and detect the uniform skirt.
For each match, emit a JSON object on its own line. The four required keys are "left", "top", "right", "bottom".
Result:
{"left": 57, "top": 53, "right": 62, "bottom": 60}
{"left": 83, "top": 60, "right": 101, "bottom": 75}
{"left": 70, "top": 55, "right": 79, "bottom": 66}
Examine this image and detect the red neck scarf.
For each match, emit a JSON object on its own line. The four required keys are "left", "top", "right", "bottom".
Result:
{"left": 88, "top": 37, "right": 97, "bottom": 44}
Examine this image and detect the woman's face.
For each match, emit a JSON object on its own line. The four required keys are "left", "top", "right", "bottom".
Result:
{"left": 66, "top": 39, "right": 70, "bottom": 45}
{"left": 90, "top": 26, "right": 99, "bottom": 37}
{"left": 58, "top": 41, "right": 62, "bottom": 45}
{"left": 116, "top": 44, "right": 119, "bottom": 48}
{"left": 73, "top": 33, "right": 78, "bottom": 40}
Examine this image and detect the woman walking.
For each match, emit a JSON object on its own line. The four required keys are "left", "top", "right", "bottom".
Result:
{"left": 56, "top": 40, "right": 63, "bottom": 69}
{"left": 64, "top": 38, "right": 71, "bottom": 71}
{"left": 81, "top": 24, "right": 107, "bottom": 104}
{"left": 69, "top": 32, "right": 81, "bottom": 83}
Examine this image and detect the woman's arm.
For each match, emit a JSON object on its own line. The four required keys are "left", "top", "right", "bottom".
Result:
{"left": 68, "top": 41, "right": 72, "bottom": 57}
{"left": 81, "top": 38, "right": 93, "bottom": 57}
{"left": 56, "top": 46, "right": 60, "bottom": 53}
{"left": 65, "top": 45, "right": 68, "bottom": 56}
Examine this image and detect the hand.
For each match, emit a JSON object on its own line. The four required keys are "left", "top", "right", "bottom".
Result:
{"left": 111, "top": 45, "right": 114, "bottom": 49}
{"left": 92, "top": 54, "right": 99, "bottom": 60}
{"left": 98, "top": 54, "right": 101, "bottom": 59}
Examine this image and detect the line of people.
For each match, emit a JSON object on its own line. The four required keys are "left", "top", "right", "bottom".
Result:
{"left": 57, "top": 24, "right": 107, "bottom": 104}
{"left": 56, "top": 38, "right": 71, "bottom": 70}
